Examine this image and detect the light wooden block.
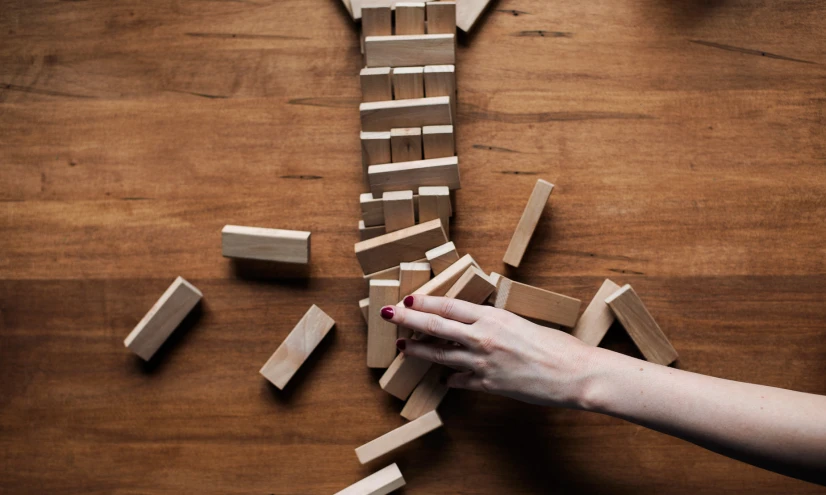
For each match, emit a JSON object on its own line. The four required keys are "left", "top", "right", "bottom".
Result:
{"left": 259, "top": 305, "right": 335, "bottom": 390}
{"left": 493, "top": 275, "right": 581, "bottom": 327}
{"left": 221, "top": 225, "right": 311, "bottom": 264}
{"left": 571, "top": 279, "right": 622, "bottom": 346}
{"left": 362, "top": 6, "right": 392, "bottom": 37}
{"left": 401, "top": 253, "right": 477, "bottom": 303}
{"left": 425, "top": 241, "right": 459, "bottom": 275}
{"left": 334, "top": 463, "right": 406, "bottom": 495}
{"left": 392, "top": 67, "right": 424, "bottom": 100}
{"left": 401, "top": 363, "right": 449, "bottom": 420}
{"left": 426, "top": 1, "right": 456, "bottom": 34}
{"left": 398, "top": 261, "right": 432, "bottom": 338}
{"left": 605, "top": 285, "right": 679, "bottom": 366}
{"left": 363, "top": 258, "right": 425, "bottom": 281}
{"left": 360, "top": 96, "right": 451, "bottom": 132}
{"left": 456, "top": 0, "right": 492, "bottom": 32}
{"left": 395, "top": 2, "right": 425, "bottom": 35}
{"left": 360, "top": 220, "right": 387, "bottom": 241}
{"left": 368, "top": 156, "right": 460, "bottom": 196}
{"left": 360, "top": 68, "right": 393, "bottom": 103}
{"left": 422, "top": 125, "right": 454, "bottom": 159}
{"left": 341, "top": 0, "right": 355, "bottom": 19}
{"left": 361, "top": 192, "right": 385, "bottom": 228}
{"left": 355, "top": 410, "right": 443, "bottom": 464}
{"left": 503, "top": 179, "right": 554, "bottom": 268}
{"left": 368, "top": 280, "right": 401, "bottom": 368}
{"left": 423, "top": 65, "right": 456, "bottom": 120}
{"left": 360, "top": 297, "right": 370, "bottom": 323}
{"left": 124, "top": 277, "right": 202, "bottom": 361}
{"left": 383, "top": 190, "right": 416, "bottom": 232}
{"left": 418, "top": 185, "right": 450, "bottom": 238}
{"left": 355, "top": 219, "right": 447, "bottom": 275}
{"left": 365, "top": 34, "right": 455, "bottom": 68}
{"left": 390, "top": 127, "right": 423, "bottom": 162}
{"left": 362, "top": 133, "right": 392, "bottom": 183}
{"left": 444, "top": 265, "right": 496, "bottom": 302}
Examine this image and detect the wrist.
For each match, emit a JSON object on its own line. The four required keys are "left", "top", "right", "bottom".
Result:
{"left": 574, "top": 346, "right": 620, "bottom": 413}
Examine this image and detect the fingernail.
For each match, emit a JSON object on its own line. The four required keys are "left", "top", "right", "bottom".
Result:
{"left": 380, "top": 306, "right": 395, "bottom": 320}
{"left": 403, "top": 295, "right": 414, "bottom": 307}
{"left": 396, "top": 339, "right": 406, "bottom": 351}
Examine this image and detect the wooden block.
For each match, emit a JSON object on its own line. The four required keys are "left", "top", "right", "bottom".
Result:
{"left": 259, "top": 305, "right": 335, "bottom": 389}
{"left": 419, "top": 185, "right": 452, "bottom": 217}
{"left": 368, "top": 156, "right": 460, "bottom": 196}
{"left": 398, "top": 261, "right": 432, "bottom": 338}
{"left": 124, "top": 277, "right": 202, "bottom": 361}
{"left": 362, "top": 7, "right": 392, "bottom": 37}
{"left": 422, "top": 125, "right": 454, "bottom": 159}
{"left": 364, "top": 34, "right": 455, "bottom": 68}
{"left": 418, "top": 185, "right": 451, "bottom": 238}
{"left": 456, "top": 0, "right": 492, "bottom": 32}
{"left": 341, "top": 0, "right": 355, "bottom": 19}
{"left": 360, "top": 68, "right": 393, "bottom": 104}
{"left": 355, "top": 219, "right": 447, "bottom": 275}
{"left": 355, "top": 410, "right": 443, "bottom": 464}
{"left": 401, "top": 364, "right": 449, "bottom": 420}
{"left": 423, "top": 65, "right": 456, "bottom": 120}
{"left": 503, "top": 179, "right": 554, "bottom": 268}
{"left": 361, "top": 192, "right": 385, "bottom": 228}
{"left": 360, "top": 220, "right": 386, "bottom": 241}
{"left": 368, "top": 280, "right": 401, "bottom": 368}
{"left": 360, "top": 96, "right": 451, "bottom": 132}
{"left": 390, "top": 127, "right": 423, "bottom": 162}
{"left": 395, "top": 2, "right": 425, "bottom": 35}
{"left": 363, "top": 258, "right": 425, "bottom": 281}
{"left": 392, "top": 67, "right": 424, "bottom": 100}
{"left": 334, "top": 463, "right": 406, "bottom": 495}
{"left": 361, "top": 133, "right": 392, "bottom": 183}
{"left": 359, "top": 297, "right": 370, "bottom": 323}
{"left": 383, "top": 190, "right": 416, "bottom": 233}
{"left": 425, "top": 241, "right": 459, "bottom": 275}
{"left": 571, "top": 279, "right": 622, "bottom": 346}
{"left": 444, "top": 265, "right": 496, "bottom": 303}
{"left": 493, "top": 275, "right": 581, "bottom": 327}
{"left": 402, "top": 253, "right": 477, "bottom": 302}
{"left": 426, "top": 1, "right": 456, "bottom": 34}
{"left": 221, "top": 225, "right": 311, "bottom": 264}
{"left": 605, "top": 285, "right": 679, "bottom": 366}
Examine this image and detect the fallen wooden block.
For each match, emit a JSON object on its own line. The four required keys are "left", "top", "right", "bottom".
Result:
{"left": 571, "top": 279, "right": 621, "bottom": 346}
{"left": 422, "top": 125, "right": 454, "bottom": 159}
{"left": 492, "top": 274, "right": 581, "bottom": 327}
{"left": 503, "top": 179, "right": 554, "bottom": 268}
{"left": 360, "top": 96, "right": 451, "bottom": 132}
{"left": 390, "top": 127, "right": 423, "bottom": 162}
{"left": 124, "top": 277, "right": 202, "bottom": 361}
{"left": 398, "top": 261, "right": 432, "bottom": 338}
{"left": 361, "top": 192, "right": 385, "bottom": 228}
{"left": 401, "top": 363, "right": 449, "bottom": 420}
{"left": 365, "top": 34, "right": 455, "bottom": 68}
{"left": 403, "top": 253, "right": 478, "bottom": 303}
{"left": 363, "top": 258, "right": 426, "bottom": 281}
{"left": 605, "top": 284, "right": 679, "bottom": 366}
{"left": 445, "top": 265, "right": 496, "bottom": 302}
{"left": 418, "top": 185, "right": 451, "bottom": 237}
{"left": 360, "top": 220, "right": 387, "bottom": 241}
{"left": 368, "top": 156, "right": 460, "bottom": 196}
{"left": 426, "top": 1, "right": 456, "bottom": 34}
{"left": 423, "top": 65, "right": 456, "bottom": 119}
{"left": 395, "top": 2, "right": 425, "bottom": 35}
{"left": 368, "top": 280, "right": 401, "bottom": 368}
{"left": 221, "top": 225, "right": 311, "bottom": 264}
{"left": 355, "top": 219, "right": 447, "bottom": 279}
{"left": 392, "top": 67, "right": 424, "bottom": 100}
{"left": 383, "top": 190, "right": 416, "bottom": 232}
{"left": 425, "top": 241, "right": 459, "bottom": 275}
{"left": 362, "top": 6, "right": 392, "bottom": 37}
{"left": 355, "top": 410, "right": 443, "bottom": 464}
{"left": 334, "top": 463, "right": 406, "bottom": 495}
{"left": 259, "top": 305, "right": 336, "bottom": 390}
{"left": 360, "top": 297, "right": 370, "bottom": 323}
{"left": 456, "top": 0, "right": 493, "bottom": 32}
{"left": 360, "top": 68, "right": 393, "bottom": 103}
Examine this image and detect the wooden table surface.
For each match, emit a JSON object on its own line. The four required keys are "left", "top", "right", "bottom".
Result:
{"left": 2, "top": 0, "right": 825, "bottom": 493}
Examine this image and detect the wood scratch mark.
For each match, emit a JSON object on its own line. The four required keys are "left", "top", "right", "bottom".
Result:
{"left": 497, "top": 9, "right": 531, "bottom": 16}
{"left": 513, "top": 30, "right": 573, "bottom": 38}
{"left": 499, "top": 170, "right": 538, "bottom": 175}
{"left": 689, "top": 40, "right": 819, "bottom": 65}
{"left": 473, "top": 144, "right": 522, "bottom": 154}
{"left": 167, "top": 89, "right": 229, "bottom": 99}
{"left": 185, "top": 32, "right": 309, "bottom": 40}
{"left": 280, "top": 175, "right": 323, "bottom": 180}
{"left": 287, "top": 97, "right": 359, "bottom": 108}
{"left": 2, "top": 83, "right": 95, "bottom": 99}
{"left": 608, "top": 268, "right": 646, "bottom": 276}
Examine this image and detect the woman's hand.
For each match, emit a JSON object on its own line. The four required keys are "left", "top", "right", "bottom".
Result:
{"left": 381, "top": 295, "right": 598, "bottom": 408}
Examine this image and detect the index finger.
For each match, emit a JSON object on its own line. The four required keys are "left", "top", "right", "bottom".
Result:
{"left": 402, "top": 295, "right": 489, "bottom": 324}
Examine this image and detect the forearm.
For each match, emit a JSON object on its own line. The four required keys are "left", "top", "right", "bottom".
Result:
{"left": 579, "top": 347, "right": 826, "bottom": 485}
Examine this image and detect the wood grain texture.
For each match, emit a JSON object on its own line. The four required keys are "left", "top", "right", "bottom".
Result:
{"left": 426, "top": 1, "right": 457, "bottom": 35}
{"left": 365, "top": 34, "right": 456, "bottom": 67}
{"left": 401, "top": 363, "right": 450, "bottom": 420}
{"left": 221, "top": 225, "right": 311, "bottom": 264}
{"left": 382, "top": 190, "right": 416, "bottom": 232}
{"left": 368, "top": 280, "right": 401, "bottom": 368}
{"left": 359, "top": 220, "right": 386, "bottom": 241}
{"left": 389, "top": 127, "right": 423, "bottom": 162}
{"left": 361, "top": 7, "right": 393, "bottom": 38}
{"left": 418, "top": 185, "right": 451, "bottom": 237}
{"left": 493, "top": 274, "right": 582, "bottom": 327}
{"left": 422, "top": 125, "right": 455, "bottom": 159}
{"left": 368, "top": 156, "right": 461, "bottom": 195}
{"left": 425, "top": 241, "right": 460, "bottom": 275}
{"left": 354, "top": 219, "right": 447, "bottom": 274}
{"left": 3, "top": 0, "right": 826, "bottom": 493}
{"left": 570, "top": 279, "right": 622, "bottom": 346}
{"left": 503, "top": 179, "right": 554, "bottom": 267}
{"left": 360, "top": 68, "right": 393, "bottom": 103}
{"left": 395, "top": 2, "right": 426, "bottom": 35}
{"left": 423, "top": 65, "right": 457, "bottom": 120}
{"left": 606, "top": 284, "right": 680, "bottom": 366}
{"left": 360, "top": 96, "right": 452, "bottom": 132}
{"left": 355, "top": 410, "right": 443, "bottom": 464}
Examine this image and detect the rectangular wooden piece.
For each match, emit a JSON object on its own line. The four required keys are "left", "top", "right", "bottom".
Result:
{"left": 493, "top": 275, "right": 581, "bottom": 327}
{"left": 221, "top": 225, "right": 311, "bottom": 264}
{"left": 571, "top": 279, "right": 621, "bottom": 346}
{"left": 368, "top": 156, "right": 460, "bottom": 196}
{"left": 605, "top": 284, "right": 679, "bottom": 366}
{"left": 365, "top": 34, "right": 455, "bottom": 68}
{"left": 368, "top": 280, "right": 401, "bottom": 368}
{"left": 334, "top": 463, "right": 406, "bottom": 495}
{"left": 355, "top": 410, "right": 443, "bottom": 464}
{"left": 360, "top": 96, "right": 451, "bottom": 132}
{"left": 383, "top": 190, "right": 416, "bottom": 232}
{"left": 503, "top": 179, "right": 554, "bottom": 267}
{"left": 355, "top": 219, "right": 447, "bottom": 275}
{"left": 422, "top": 125, "right": 454, "bottom": 159}
{"left": 390, "top": 127, "right": 423, "bottom": 162}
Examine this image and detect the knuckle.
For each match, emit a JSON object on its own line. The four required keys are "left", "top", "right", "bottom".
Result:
{"left": 425, "top": 315, "right": 443, "bottom": 335}
{"left": 472, "top": 357, "right": 489, "bottom": 372}
{"left": 432, "top": 347, "right": 448, "bottom": 365}
{"left": 440, "top": 298, "right": 457, "bottom": 318}
{"left": 478, "top": 334, "right": 498, "bottom": 354}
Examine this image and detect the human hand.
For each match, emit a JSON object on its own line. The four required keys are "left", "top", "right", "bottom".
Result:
{"left": 380, "top": 295, "right": 598, "bottom": 408}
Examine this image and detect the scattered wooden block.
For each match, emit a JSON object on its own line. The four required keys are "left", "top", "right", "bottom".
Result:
{"left": 390, "top": 127, "right": 423, "bottom": 162}
{"left": 355, "top": 219, "right": 447, "bottom": 275}
{"left": 398, "top": 261, "right": 432, "bottom": 338}
{"left": 361, "top": 132, "right": 393, "bottom": 182}
{"left": 360, "top": 297, "right": 370, "bottom": 323}
{"left": 423, "top": 65, "right": 456, "bottom": 119}
{"left": 456, "top": 0, "right": 493, "bottom": 32}
{"left": 360, "top": 68, "right": 393, "bottom": 103}
{"left": 425, "top": 241, "right": 459, "bottom": 275}
{"left": 259, "top": 305, "right": 336, "bottom": 390}
{"left": 401, "top": 363, "right": 449, "bottom": 420}
{"left": 395, "top": 2, "right": 426, "bottom": 35}
{"left": 571, "top": 279, "right": 622, "bottom": 346}
{"left": 492, "top": 274, "right": 581, "bottom": 327}
{"left": 418, "top": 185, "right": 451, "bottom": 237}
{"left": 362, "top": 6, "right": 392, "bottom": 37}
{"left": 402, "top": 253, "right": 478, "bottom": 302}
{"left": 392, "top": 67, "right": 424, "bottom": 100}
{"left": 360, "top": 96, "right": 451, "bottom": 132}
{"left": 221, "top": 225, "right": 311, "bottom": 264}
{"left": 368, "top": 280, "right": 401, "bottom": 368}
{"left": 124, "top": 277, "right": 202, "bottom": 361}
{"left": 365, "top": 34, "right": 455, "bottom": 68}
{"left": 368, "top": 156, "right": 460, "bottom": 196}
{"left": 363, "top": 258, "right": 426, "bottom": 281}
{"left": 361, "top": 192, "right": 385, "bottom": 228}
{"left": 355, "top": 410, "right": 443, "bottom": 464}
{"left": 605, "top": 285, "right": 679, "bottom": 366}
{"left": 360, "top": 220, "right": 387, "bottom": 241}
{"left": 334, "top": 463, "right": 406, "bottom": 495}
{"left": 503, "top": 179, "right": 554, "bottom": 268}
{"left": 422, "top": 125, "right": 454, "bottom": 159}
{"left": 383, "top": 190, "right": 416, "bottom": 232}
{"left": 426, "top": 1, "right": 456, "bottom": 34}
{"left": 444, "top": 265, "right": 496, "bottom": 302}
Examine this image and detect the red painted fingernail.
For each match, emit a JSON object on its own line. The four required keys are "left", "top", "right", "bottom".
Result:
{"left": 396, "top": 339, "right": 406, "bottom": 351}
{"left": 403, "top": 295, "right": 414, "bottom": 307}
{"left": 380, "top": 306, "right": 395, "bottom": 320}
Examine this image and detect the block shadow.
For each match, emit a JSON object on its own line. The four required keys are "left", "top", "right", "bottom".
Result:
{"left": 132, "top": 301, "right": 204, "bottom": 375}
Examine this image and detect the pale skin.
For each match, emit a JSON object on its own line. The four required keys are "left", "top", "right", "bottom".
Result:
{"left": 380, "top": 295, "right": 826, "bottom": 486}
